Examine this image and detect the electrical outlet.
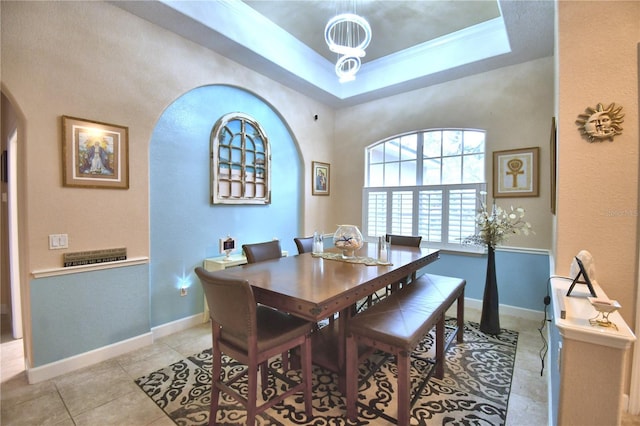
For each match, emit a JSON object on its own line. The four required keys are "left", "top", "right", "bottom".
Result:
{"left": 180, "top": 287, "right": 187, "bottom": 297}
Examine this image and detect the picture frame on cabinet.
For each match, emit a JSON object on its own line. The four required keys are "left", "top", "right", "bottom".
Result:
{"left": 493, "top": 146, "right": 539, "bottom": 198}
{"left": 62, "top": 115, "right": 129, "bottom": 189}
{"left": 312, "top": 161, "right": 330, "bottom": 196}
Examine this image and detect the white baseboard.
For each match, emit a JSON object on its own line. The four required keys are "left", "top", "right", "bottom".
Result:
{"left": 460, "top": 297, "right": 544, "bottom": 322}
{"left": 151, "top": 314, "right": 204, "bottom": 340}
{"left": 27, "top": 332, "right": 153, "bottom": 384}
{"left": 26, "top": 313, "right": 204, "bottom": 384}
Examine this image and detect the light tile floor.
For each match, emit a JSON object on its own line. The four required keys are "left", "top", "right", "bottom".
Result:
{"left": 0, "top": 307, "right": 626, "bottom": 425}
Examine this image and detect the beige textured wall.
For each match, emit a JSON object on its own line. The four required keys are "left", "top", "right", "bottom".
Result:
{"left": 556, "top": 1, "right": 640, "bottom": 331}
{"left": 333, "top": 57, "right": 555, "bottom": 250}
{"left": 559, "top": 338, "right": 630, "bottom": 425}
{"left": 0, "top": 1, "right": 335, "bottom": 273}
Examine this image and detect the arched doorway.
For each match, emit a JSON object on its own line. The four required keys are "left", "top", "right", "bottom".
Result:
{"left": 1, "top": 90, "right": 26, "bottom": 380}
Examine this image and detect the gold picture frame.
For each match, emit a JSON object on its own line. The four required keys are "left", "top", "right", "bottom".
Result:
{"left": 62, "top": 115, "right": 129, "bottom": 189}
{"left": 493, "top": 147, "right": 539, "bottom": 198}
{"left": 312, "top": 161, "right": 330, "bottom": 196}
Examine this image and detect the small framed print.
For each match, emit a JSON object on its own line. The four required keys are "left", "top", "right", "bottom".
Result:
{"left": 219, "top": 236, "right": 236, "bottom": 257}
{"left": 312, "top": 161, "right": 330, "bottom": 196}
{"left": 493, "top": 147, "right": 539, "bottom": 198}
{"left": 62, "top": 115, "right": 129, "bottom": 189}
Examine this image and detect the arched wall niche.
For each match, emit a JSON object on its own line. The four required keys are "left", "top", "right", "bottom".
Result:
{"left": 149, "top": 84, "right": 302, "bottom": 326}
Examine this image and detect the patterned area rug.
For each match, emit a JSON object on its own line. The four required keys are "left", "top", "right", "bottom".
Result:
{"left": 135, "top": 320, "right": 518, "bottom": 425}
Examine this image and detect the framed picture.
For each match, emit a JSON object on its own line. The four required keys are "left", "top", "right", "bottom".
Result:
{"left": 493, "top": 147, "right": 539, "bottom": 198}
{"left": 312, "top": 161, "right": 330, "bottom": 196}
{"left": 62, "top": 115, "right": 129, "bottom": 189}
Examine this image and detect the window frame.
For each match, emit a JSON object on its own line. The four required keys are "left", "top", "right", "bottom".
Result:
{"left": 362, "top": 129, "right": 486, "bottom": 251}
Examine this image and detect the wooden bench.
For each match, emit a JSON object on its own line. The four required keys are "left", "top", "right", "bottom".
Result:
{"left": 345, "top": 274, "right": 466, "bottom": 425}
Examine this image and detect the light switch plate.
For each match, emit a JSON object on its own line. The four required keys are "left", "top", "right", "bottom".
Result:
{"left": 49, "top": 234, "right": 68, "bottom": 249}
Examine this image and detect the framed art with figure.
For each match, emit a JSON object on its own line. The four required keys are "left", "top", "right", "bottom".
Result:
{"left": 312, "top": 161, "right": 330, "bottom": 196}
{"left": 493, "top": 147, "right": 539, "bottom": 198}
{"left": 62, "top": 115, "right": 129, "bottom": 189}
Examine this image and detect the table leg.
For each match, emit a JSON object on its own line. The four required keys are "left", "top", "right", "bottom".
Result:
{"left": 337, "top": 306, "right": 352, "bottom": 393}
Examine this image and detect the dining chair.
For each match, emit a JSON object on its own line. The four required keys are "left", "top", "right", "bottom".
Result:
{"left": 386, "top": 233, "right": 423, "bottom": 289}
{"left": 242, "top": 240, "right": 282, "bottom": 263}
{"left": 385, "top": 234, "right": 422, "bottom": 248}
{"left": 294, "top": 236, "right": 314, "bottom": 254}
{"left": 195, "top": 267, "right": 313, "bottom": 426}
{"left": 358, "top": 234, "right": 424, "bottom": 312}
{"left": 242, "top": 240, "right": 292, "bottom": 368}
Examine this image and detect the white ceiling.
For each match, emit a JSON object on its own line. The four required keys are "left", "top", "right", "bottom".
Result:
{"left": 245, "top": 1, "right": 503, "bottom": 63}
{"left": 113, "top": 0, "right": 555, "bottom": 108}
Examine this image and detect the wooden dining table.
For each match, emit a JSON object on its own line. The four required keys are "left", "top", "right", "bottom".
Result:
{"left": 215, "top": 242, "right": 440, "bottom": 388}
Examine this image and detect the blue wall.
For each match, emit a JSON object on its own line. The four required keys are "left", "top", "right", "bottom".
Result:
{"left": 149, "top": 85, "right": 302, "bottom": 327}
{"left": 424, "top": 249, "right": 550, "bottom": 312}
{"left": 30, "top": 265, "right": 149, "bottom": 366}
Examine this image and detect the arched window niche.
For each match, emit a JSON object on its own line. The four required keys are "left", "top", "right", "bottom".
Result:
{"left": 210, "top": 112, "right": 271, "bottom": 204}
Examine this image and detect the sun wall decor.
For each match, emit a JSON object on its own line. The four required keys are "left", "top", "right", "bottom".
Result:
{"left": 576, "top": 102, "right": 624, "bottom": 142}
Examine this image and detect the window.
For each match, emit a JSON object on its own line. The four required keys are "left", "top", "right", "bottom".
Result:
{"left": 210, "top": 113, "right": 271, "bottom": 204}
{"left": 363, "top": 129, "right": 485, "bottom": 250}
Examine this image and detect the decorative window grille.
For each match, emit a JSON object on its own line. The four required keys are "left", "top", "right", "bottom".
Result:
{"left": 210, "top": 113, "right": 271, "bottom": 204}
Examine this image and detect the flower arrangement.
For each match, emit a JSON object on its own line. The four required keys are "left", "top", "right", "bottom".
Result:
{"left": 463, "top": 192, "right": 533, "bottom": 248}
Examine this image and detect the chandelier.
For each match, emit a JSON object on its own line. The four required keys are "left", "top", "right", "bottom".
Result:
{"left": 324, "top": 10, "right": 372, "bottom": 82}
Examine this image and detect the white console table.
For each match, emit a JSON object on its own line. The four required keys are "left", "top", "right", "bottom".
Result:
{"left": 201, "top": 251, "right": 288, "bottom": 321}
{"left": 550, "top": 277, "right": 636, "bottom": 425}
{"left": 203, "top": 253, "right": 252, "bottom": 271}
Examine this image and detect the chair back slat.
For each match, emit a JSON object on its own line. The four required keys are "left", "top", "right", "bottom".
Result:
{"left": 385, "top": 234, "right": 422, "bottom": 247}
{"left": 243, "top": 240, "right": 282, "bottom": 263}
{"left": 294, "top": 237, "right": 314, "bottom": 254}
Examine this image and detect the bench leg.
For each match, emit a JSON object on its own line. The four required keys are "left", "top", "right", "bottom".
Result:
{"left": 456, "top": 289, "right": 465, "bottom": 343}
{"left": 435, "top": 315, "right": 444, "bottom": 379}
{"left": 397, "top": 350, "right": 410, "bottom": 426}
{"left": 345, "top": 333, "right": 358, "bottom": 422}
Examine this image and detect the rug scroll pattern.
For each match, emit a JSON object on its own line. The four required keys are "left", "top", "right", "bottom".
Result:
{"left": 135, "top": 320, "right": 518, "bottom": 425}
